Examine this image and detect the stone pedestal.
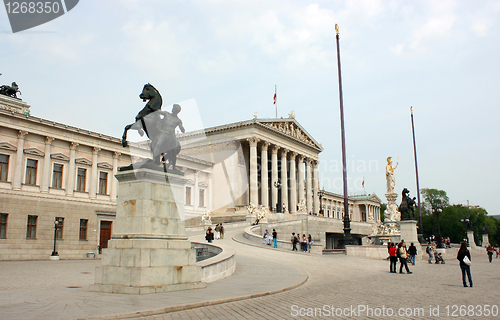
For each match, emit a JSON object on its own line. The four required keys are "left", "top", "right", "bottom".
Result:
{"left": 467, "top": 230, "right": 476, "bottom": 248}
{"left": 482, "top": 234, "right": 490, "bottom": 247}
{"left": 399, "top": 220, "right": 419, "bottom": 247}
{"left": 92, "top": 168, "right": 205, "bottom": 294}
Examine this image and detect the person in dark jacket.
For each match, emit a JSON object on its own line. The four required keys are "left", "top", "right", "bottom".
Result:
{"left": 205, "top": 227, "right": 214, "bottom": 243}
{"left": 457, "top": 242, "right": 473, "bottom": 287}
{"left": 408, "top": 242, "right": 417, "bottom": 265}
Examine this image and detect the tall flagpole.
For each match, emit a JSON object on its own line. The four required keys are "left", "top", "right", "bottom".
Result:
{"left": 335, "top": 24, "right": 355, "bottom": 246}
{"left": 411, "top": 107, "right": 423, "bottom": 241}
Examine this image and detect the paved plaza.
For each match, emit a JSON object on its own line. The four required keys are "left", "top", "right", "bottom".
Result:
{"left": 0, "top": 224, "right": 499, "bottom": 320}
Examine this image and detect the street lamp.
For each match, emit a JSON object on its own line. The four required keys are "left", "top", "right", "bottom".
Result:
{"left": 317, "top": 187, "right": 325, "bottom": 216}
{"left": 51, "top": 219, "right": 59, "bottom": 258}
{"left": 461, "top": 216, "right": 471, "bottom": 246}
{"left": 433, "top": 207, "right": 444, "bottom": 248}
{"left": 273, "top": 180, "right": 281, "bottom": 213}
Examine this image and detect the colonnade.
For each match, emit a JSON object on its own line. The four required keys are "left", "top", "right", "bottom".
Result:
{"left": 247, "top": 137, "right": 319, "bottom": 214}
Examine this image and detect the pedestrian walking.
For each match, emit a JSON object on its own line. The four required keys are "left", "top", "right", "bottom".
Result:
{"left": 398, "top": 242, "right": 412, "bottom": 274}
{"left": 389, "top": 243, "right": 397, "bottom": 273}
{"left": 426, "top": 243, "right": 434, "bottom": 264}
{"left": 263, "top": 229, "right": 269, "bottom": 245}
{"left": 487, "top": 244, "right": 494, "bottom": 263}
{"left": 307, "top": 234, "right": 313, "bottom": 252}
{"left": 457, "top": 242, "right": 473, "bottom": 287}
{"left": 205, "top": 227, "right": 214, "bottom": 243}
{"left": 408, "top": 242, "right": 417, "bottom": 265}
{"left": 272, "top": 229, "right": 278, "bottom": 248}
{"left": 215, "top": 224, "right": 220, "bottom": 240}
{"left": 220, "top": 223, "right": 224, "bottom": 239}
{"left": 301, "top": 234, "right": 307, "bottom": 252}
{"left": 291, "top": 233, "right": 298, "bottom": 251}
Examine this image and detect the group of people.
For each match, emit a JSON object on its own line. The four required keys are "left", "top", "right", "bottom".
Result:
{"left": 486, "top": 244, "right": 500, "bottom": 262}
{"left": 205, "top": 223, "right": 225, "bottom": 243}
{"left": 262, "top": 229, "right": 278, "bottom": 248}
{"left": 387, "top": 240, "right": 415, "bottom": 274}
{"left": 290, "top": 233, "right": 313, "bottom": 252}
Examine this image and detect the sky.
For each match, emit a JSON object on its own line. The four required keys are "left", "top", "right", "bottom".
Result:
{"left": 1, "top": 0, "right": 499, "bottom": 214}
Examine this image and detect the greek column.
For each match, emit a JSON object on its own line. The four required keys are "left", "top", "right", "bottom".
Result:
{"left": 280, "top": 149, "right": 288, "bottom": 212}
{"left": 260, "top": 141, "right": 270, "bottom": 208}
{"left": 110, "top": 151, "right": 120, "bottom": 201}
{"left": 313, "top": 160, "right": 319, "bottom": 214}
{"left": 41, "top": 136, "right": 55, "bottom": 193}
{"left": 297, "top": 155, "right": 305, "bottom": 204}
{"left": 12, "top": 131, "right": 28, "bottom": 190}
{"left": 89, "top": 147, "right": 100, "bottom": 199}
{"left": 194, "top": 170, "right": 200, "bottom": 211}
{"left": 289, "top": 152, "right": 297, "bottom": 213}
{"left": 247, "top": 137, "right": 260, "bottom": 206}
{"left": 271, "top": 145, "right": 279, "bottom": 211}
{"left": 306, "top": 158, "right": 312, "bottom": 213}
{"left": 66, "top": 142, "right": 79, "bottom": 196}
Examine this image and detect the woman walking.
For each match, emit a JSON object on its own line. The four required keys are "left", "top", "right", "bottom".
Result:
{"left": 389, "top": 243, "right": 397, "bottom": 273}
{"left": 457, "top": 242, "right": 473, "bottom": 287}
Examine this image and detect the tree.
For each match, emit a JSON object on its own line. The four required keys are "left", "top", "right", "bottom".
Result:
{"left": 421, "top": 188, "right": 449, "bottom": 212}
{"left": 380, "top": 203, "right": 387, "bottom": 222}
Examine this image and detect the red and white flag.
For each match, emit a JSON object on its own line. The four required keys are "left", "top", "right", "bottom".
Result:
{"left": 273, "top": 85, "right": 277, "bottom": 104}
{"left": 362, "top": 178, "right": 365, "bottom": 188}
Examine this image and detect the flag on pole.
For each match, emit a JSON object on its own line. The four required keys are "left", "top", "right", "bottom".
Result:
{"left": 362, "top": 178, "right": 365, "bottom": 188}
{"left": 273, "top": 86, "right": 277, "bottom": 104}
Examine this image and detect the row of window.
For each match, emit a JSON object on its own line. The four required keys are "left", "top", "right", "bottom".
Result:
{"left": 1, "top": 213, "right": 88, "bottom": 240}
{"left": 185, "top": 186, "right": 205, "bottom": 207}
{"left": 0, "top": 154, "right": 109, "bottom": 194}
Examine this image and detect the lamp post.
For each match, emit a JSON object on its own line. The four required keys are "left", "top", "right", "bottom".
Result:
{"left": 433, "top": 207, "right": 444, "bottom": 248}
{"left": 273, "top": 180, "right": 281, "bottom": 213}
{"left": 51, "top": 219, "right": 59, "bottom": 259}
{"left": 335, "top": 24, "right": 356, "bottom": 246}
{"left": 461, "top": 217, "right": 470, "bottom": 246}
{"left": 318, "top": 187, "right": 325, "bottom": 216}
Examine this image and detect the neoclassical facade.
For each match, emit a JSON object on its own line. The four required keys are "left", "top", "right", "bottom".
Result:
{"left": 0, "top": 95, "right": 212, "bottom": 260}
{"left": 179, "top": 118, "right": 323, "bottom": 215}
{"left": 0, "top": 94, "right": 381, "bottom": 260}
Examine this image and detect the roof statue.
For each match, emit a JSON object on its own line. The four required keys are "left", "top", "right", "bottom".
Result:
{"left": 0, "top": 76, "right": 21, "bottom": 99}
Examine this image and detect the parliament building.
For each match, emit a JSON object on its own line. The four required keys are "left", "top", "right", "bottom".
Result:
{"left": 0, "top": 94, "right": 380, "bottom": 260}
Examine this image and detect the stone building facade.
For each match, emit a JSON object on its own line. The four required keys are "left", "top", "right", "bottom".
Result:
{"left": 0, "top": 94, "right": 380, "bottom": 260}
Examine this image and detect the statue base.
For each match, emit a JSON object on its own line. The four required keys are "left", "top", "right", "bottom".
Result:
{"left": 92, "top": 168, "right": 205, "bottom": 294}
{"left": 467, "top": 230, "right": 476, "bottom": 248}
{"left": 482, "top": 234, "right": 489, "bottom": 247}
{"left": 119, "top": 158, "right": 184, "bottom": 176}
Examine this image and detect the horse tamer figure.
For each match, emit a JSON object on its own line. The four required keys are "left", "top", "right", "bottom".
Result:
{"left": 399, "top": 188, "right": 416, "bottom": 220}
{"left": 0, "top": 82, "right": 21, "bottom": 99}
{"left": 121, "top": 84, "right": 185, "bottom": 171}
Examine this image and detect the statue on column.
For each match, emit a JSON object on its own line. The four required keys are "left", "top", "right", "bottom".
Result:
{"left": 386, "top": 157, "right": 397, "bottom": 193}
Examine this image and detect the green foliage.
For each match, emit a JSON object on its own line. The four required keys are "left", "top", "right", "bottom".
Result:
{"left": 421, "top": 188, "right": 449, "bottom": 211}
{"left": 380, "top": 203, "right": 387, "bottom": 221}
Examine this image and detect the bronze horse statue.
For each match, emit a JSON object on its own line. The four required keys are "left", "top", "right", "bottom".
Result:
{"left": 121, "top": 84, "right": 184, "bottom": 170}
{"left": 0, "top": 82, "right": 21, "bottom": 99}
{"left": 399, "top": 188, "right": 416, "bottom": 220}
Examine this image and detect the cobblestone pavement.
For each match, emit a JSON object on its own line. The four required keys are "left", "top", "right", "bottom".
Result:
{"left": 1, "top": 224, "right": 499, "bottom": 320}
{"left": 133, "top": 230, "right": 500, "bottom": 320}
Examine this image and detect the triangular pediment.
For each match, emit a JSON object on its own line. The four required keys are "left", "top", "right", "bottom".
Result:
{"left": 75, "top": 157, "right": 92, "bottom": 166}
{"left": 257, "top": 119, "right": 323, "bottom": 151}
{"left": 97, "top": 162, "right": 113, "bottom": 170}
{"left": 24, "top": 148, "right": 44, "bottom": 157}
{"left": 0, "top": 142, "right": 17, "bottom": 152}
{"left": 51, "top": 153, "right": 70, "bottom": 162}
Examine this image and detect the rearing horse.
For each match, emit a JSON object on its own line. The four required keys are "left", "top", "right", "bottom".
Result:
{"left": 122, "top": 83, "right": 163, "bottom": 147}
